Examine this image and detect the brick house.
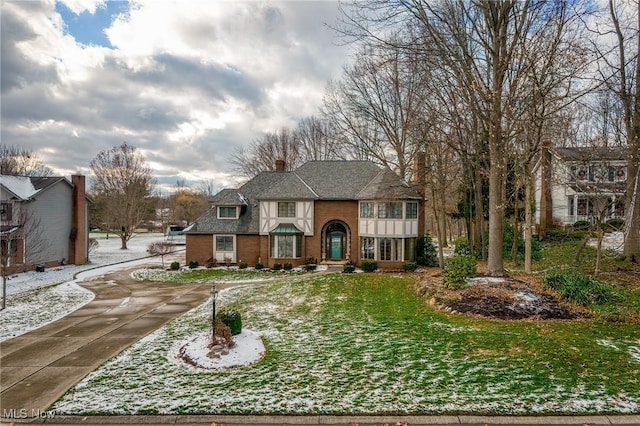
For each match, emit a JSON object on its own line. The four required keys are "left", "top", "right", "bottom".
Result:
{"left": 185, "top": 160, "right": 424, "bottom": 269}
{"left": 0, "top": 174, "right": 89, "bottom": 273}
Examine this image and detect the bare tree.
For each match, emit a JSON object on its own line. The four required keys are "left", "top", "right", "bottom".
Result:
{"left": 1, "top": 206, "right": 46, "bottom": 310}
{"left": 322, "top": 43, "right": 423, "bottom": 180}
{"left": 294, "top": 116, "right": 345, "bottom": 161}
{"left": 90, "top": 143, "right": 156, "bottom": 250}
{"left": 0, "top": 144, "right": 53, "bottom": 176}
{"left": 147, "top": 241, "right": 175, "bottom": 268}
{"left": 231, "top": 128, "right": 301, "bottom": 178}
{"left": 338, "top": 0, "right": 589, "bottom": 276}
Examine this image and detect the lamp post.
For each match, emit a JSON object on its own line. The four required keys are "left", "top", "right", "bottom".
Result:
{"left": 210, "top": 286, "right": 218, "bottom": 332}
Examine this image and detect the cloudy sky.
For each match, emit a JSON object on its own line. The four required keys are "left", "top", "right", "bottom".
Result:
{"left": 1, "top": 0, "right": 354, "bottom": 191}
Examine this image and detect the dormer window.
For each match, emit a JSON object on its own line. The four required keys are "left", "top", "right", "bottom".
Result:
{"left": 218, "top": 206, "right": 238, "bottom": 219}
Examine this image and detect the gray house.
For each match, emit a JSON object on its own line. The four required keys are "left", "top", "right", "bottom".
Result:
{"left": 0, "top": 174, "right": 89, "bottom": 273}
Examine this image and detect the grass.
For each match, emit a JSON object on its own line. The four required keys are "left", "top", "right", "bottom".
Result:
{"left": 53, "top": 272, "right": 640, "bottom": 415}
{"left": 131, "top": 267, "right": 286, "bottom": 283}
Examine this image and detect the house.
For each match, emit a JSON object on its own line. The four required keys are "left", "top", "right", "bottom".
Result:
{"left": 535, "top": 147, "right": 627, "bottom": 227}
{"left": 0, "top": 174, "right": 89, "bottom": 273}
{"left": 185, "top": 160, "right": 423, "bottom": 269}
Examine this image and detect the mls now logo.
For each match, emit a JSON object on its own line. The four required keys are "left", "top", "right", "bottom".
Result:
{"left": 2, "top": 409, "right": 55, "bottom": 419}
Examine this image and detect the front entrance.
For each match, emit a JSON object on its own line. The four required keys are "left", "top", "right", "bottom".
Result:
{"left": 322, "top": 221, "right": 350, "bottom": 262}
{"left": 329, "top": 232, "right": 344, "bottom": 259}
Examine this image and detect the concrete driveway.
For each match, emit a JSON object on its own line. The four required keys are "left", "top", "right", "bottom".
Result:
{"left": 0, "top": 266, "right": 212, "bottom": 414}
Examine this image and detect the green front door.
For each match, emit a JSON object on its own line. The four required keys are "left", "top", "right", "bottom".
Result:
{"left": 330, "top": 233, "right": 343, "bottom": 259}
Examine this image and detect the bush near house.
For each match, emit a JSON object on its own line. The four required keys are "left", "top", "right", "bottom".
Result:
{"left": 273, "top": 263, "right": 282, "bottom": 271}
{"left": 284, "top": 263, "right": 293, "bottom": 271}
{"left": 238, "top": 261, "right": 248, "bottom": 269}
{"left": 402, "top": 261, "right": 418, "bottom": 272}
{"left": 360, "top": 260, "right": 378, "bottom": 272}
{"left": 343, "top": 262, "right": 356, "bottom": 273}
{"left": 170, "top": 261, "right": 180, "bottom": 270}
{"left": 188, "top": 260, "right": 199, "bottom": 269}
{"left": 416, "top": 236, "right": 438, "bottom": 266}
{"left": 443, "top": 255, "right": 477, "bottom": 289}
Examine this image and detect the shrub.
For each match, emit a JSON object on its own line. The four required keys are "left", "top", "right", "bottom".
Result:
{"left": 217, "top": 310, "right": 242, "bottom": 335}
{"left": 223, "top": 256, "right": 232, "bottom": 266}
{"left": 416, "top": 236, "right": 438, "bottom": 266}
{"left": 453, "top": 237, "right": 482, "bottom": 259}
{"left": 543, "top": 270, "right": 623, "bottom": 305}
{"left": 205, "top": 257, "right": 218, "bottom": 268}
{"left": 305, "top": 263, "right": 317, "bottom": 271}
{"left": 273, "top": 263, "right": 282, "bottom": 271}
{"left": 573, "top": 220, "right": 592, "bottom": 231}
{"left": 283, "top": 262, "right": 293, "bottom": 271}
{"left": 360, "top": 259, "right": 378, "bottom": 272}
{"left": 443, "top": 255, "right": 477, "bottom": 289}
{"left": 238, "top": 261, "right": 248, "bottom": 269}
{"left": 188, "top": 260, "right": 199, "bottom": 269}
{"left": 169, "top": 261, "right": 180, "bottom": 270}
{"left": 402, "top": 261, "right": 418, "bottom": 272}
{"left": 255, "top": 261, "right": 264, "bottom": 270}
{"left": 503, "top": 223, "right": 542, "bottom": 261}
{"left": 343, "top": 262, "right": 356, "bottom": 273}
{"left": 544, "top": 229, "right": 586, "bottom": 242}
{"left": 606, "top": 218, "right": 624, "bottom": 231}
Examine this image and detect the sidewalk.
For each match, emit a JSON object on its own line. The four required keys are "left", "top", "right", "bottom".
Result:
{"left": 2, "top": 413, "right": 640, "bottom": 425}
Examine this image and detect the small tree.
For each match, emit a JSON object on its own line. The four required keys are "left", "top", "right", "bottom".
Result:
{"left": 147, "top": 241, "right": 174, "bottom": 268}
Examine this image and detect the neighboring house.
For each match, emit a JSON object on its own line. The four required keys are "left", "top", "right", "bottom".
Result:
{"left": 185, "top": 160, "right": 423, "bottom": 269}
{"left": 0, "top": 174, "right": 89, "bottom": 273}
{"left": 534, "top": 147, "right": 627, "bottom": 227}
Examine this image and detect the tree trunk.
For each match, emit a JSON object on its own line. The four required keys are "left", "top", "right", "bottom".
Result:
{"left": 538, "top": 141, "right": 553, "bottom": 240}
{"left": 524, "top": 170, "right": 534, "bottom": 273}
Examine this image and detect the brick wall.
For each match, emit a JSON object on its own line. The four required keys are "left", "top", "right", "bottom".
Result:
{"left": 186, "top": 234, "right": 213, "bottom": 265}
{"left": 237, "top": 234, "right": 261, "bottom": 266}
{"left": 307, "top": 200, "right": 359, "bottom": 264}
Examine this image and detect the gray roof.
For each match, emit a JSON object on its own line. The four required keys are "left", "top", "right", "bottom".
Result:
{"left": 356, "top": 168, "right": 422, "bottom": 200}
{"left": 555, "top": 147, "right": 627, "bottom": 162}
{"left": 186, "top": 161, "right": 422, "bottom": 235}
{"left": 294, "top": 161, "right": 382, "bottom": 199}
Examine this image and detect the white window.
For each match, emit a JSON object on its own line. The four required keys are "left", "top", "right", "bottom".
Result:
{"left": 360, "top": 202, "right": 374, "bottom": 218}
{"left": 406, "top": 202, "right": 418, "bottom": 219}
{"left": 278, "top": 202, "right": 296, "bottom": 218}
{"left": 215, "top": 236, "right": 234, "bottom": 252}
{"left": 218, "top": 206, "right": 238, "bottom": 219}
{"left": 378, "top": 202, "right": 402, "bottom": 219}
{"left": 270, "top": 234, "right": 302, "bottom": 258}
{"left": 379, "top": 238, "right": 402, "bottom": 261}
{"left": 361, "top": 237, "right": 375, "bottom": 259}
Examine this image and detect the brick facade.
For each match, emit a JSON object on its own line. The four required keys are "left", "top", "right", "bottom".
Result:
{"left": 185, "top": 234, "right": 213, "bottom": 265}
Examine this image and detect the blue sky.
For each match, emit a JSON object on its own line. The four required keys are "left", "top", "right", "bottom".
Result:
{"left": 55, "top": 1, "right": 129, "bottom": 48}
{"left": 1, "top": 0, "right": 352, "bottom": 191}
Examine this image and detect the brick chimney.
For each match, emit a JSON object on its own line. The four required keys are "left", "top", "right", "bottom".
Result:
{"left": 69, "top": 174, "right": 88, "bottom": 265}
{"left": 275, "top": 158, "right": 286, "bottom": 171}
{"left": 414, "top": 151, "right": 426, "bottom": 196}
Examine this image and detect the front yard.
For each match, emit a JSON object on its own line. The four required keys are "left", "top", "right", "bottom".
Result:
{"left": 52, "top": 271, "right": 640, "bottom": 415}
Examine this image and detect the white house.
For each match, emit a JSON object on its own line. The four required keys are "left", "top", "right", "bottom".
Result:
{"left": 535, "top": 147, "right": 627, "bottom": 227}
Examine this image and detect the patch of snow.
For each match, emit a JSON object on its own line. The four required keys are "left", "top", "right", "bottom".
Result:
{"left": 467, "top": 276, "right": 508, "bottom": 286}
{"left": 0, "top": 281, "right": 94, "bottom": 341}
{"left": 1, "top": 232, "right": 180, "bottom": 342}
{"left": 588, "top": 231, "right": 624, "bottom": 253}
{"left": 172, "top": 329, "right": 266, "bottom": 371}
{"left": 1, "top": 175, "right": 40, "bottom": 199}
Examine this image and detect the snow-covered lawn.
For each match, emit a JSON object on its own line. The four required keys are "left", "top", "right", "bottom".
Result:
{"left": 53, "top": 273, "right": 640, "bottom": 415}
{"left": 1, "top": 232, "right": 179, "bottom": 342}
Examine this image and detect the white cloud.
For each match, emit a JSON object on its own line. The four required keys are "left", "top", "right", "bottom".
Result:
{"left": 59, "top": 0, "right": 105, "bottom": 15}
{"left": 1, "top": 0, "right": 352, "bottom": 190}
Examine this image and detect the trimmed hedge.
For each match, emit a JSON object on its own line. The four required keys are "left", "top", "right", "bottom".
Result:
{"left": 360, "top": 260, "right": 378, "bottom": 272}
